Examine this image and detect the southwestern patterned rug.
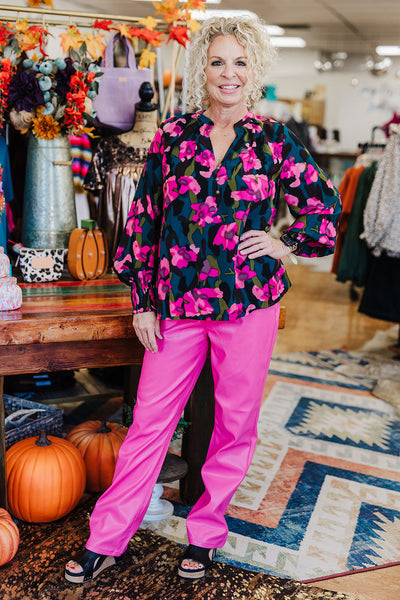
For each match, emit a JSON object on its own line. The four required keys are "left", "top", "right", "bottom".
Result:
{"left": 156, "top": 339, "right": 400, "bottom": 583}
{"left": 3, "top": 334, "right": 400, "bottom": 596}
{"left": 0, "top": 495, "right": 355, "bottom": 600}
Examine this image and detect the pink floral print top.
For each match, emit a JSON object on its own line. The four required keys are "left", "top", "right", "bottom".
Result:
{"left": 114, "top": 111, "right": 341, "bottom": 321}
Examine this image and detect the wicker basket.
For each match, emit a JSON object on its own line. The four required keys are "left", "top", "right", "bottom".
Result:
{"left": 5, "top": 394, "right": 63, "bottom": 449}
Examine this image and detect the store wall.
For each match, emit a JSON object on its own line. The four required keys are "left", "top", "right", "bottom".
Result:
{"left": 268, "top": 49, "right": 400, "bottom": 151}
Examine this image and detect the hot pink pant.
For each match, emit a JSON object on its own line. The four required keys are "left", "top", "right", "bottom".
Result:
{"left": 86, "top": 304, "right": 280, "bottom": 556}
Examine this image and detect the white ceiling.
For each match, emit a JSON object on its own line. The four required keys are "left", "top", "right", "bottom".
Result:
{"left": 64, "top": 0, "right": 400, "bottom": 56}
{"left": 2, "top": 0, "right": 400, "bottom": 57}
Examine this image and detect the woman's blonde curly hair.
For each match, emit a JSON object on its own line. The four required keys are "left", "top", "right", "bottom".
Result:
{"left": 185, "top": 15, "right": 276, "bottom": 112}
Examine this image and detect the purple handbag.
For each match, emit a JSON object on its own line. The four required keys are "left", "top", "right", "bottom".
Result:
{"left": 93, "top": 35, "right": 152, "bottom": 131}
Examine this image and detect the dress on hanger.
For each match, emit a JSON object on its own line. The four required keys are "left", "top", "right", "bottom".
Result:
{"left": 83, "top": 136, "right": 147, "bottom": 262}
{"left": 331, "top": 165, "right": 364, "bottom": 274}
{"left": 336, "top": 162, "right": 377, "bottom": 286}
{"left": 363, "top": 132, "right": 400, "bottom": 258}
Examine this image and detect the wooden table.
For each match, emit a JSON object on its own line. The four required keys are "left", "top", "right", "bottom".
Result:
{"left": 0, "top": 276, "right": 285, "bottom": 509}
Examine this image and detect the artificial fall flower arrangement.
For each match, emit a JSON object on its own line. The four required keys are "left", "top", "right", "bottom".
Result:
{"left": 7, "top": 48, "right": 101, "bottom": 140}
{"left": 0, "top": 0, "right": 205, "bottom": 140}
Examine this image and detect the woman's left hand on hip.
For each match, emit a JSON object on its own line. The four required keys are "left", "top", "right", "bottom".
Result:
{"left": 238, "top": 230, "right": 291, "bottom": 260}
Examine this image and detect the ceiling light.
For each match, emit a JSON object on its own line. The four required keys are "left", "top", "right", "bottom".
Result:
{"left": 187, "top": 10, "right": 284, "bottom": 36}
{"left": 265, "top": 25, "right": 285, "bottom": 36}
{"left": 191, "top": 9, "right": 258, "bottom": 20}
{"left": 376, "top": 45, "right": 400, "bottom": 56}
{"left": 270, "top": 37, "right": 306, "bottom": 48}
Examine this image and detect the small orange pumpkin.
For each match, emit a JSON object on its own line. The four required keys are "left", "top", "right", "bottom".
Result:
{"left": 0, "top": 508, "right": 19, "bottom": 566}
{"left": 6, "top": 430, "right": 86, "bottom": 523}
{"left": 67, "top": 219, "right": 108, "bottom": 280}
{"left": 66, "top": 420, "right": 128, "bottom": 493}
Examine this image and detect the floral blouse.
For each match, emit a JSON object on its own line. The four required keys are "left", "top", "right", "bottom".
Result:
{"left": 114, "top": 111, "right": 341, "bottom": 321}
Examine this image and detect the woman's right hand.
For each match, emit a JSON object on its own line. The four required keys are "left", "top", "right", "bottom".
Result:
{"left": 132, "top": 311, "right": 163, "bottom": 353}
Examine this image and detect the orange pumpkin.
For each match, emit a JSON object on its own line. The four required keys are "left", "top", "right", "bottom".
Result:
{"left": 66, "top": 420, "right": 128, "bottom": 493}
{"left": 67, "top": 219, "right": 108, "bottom": 280}
{"left": 0, "top": 508, "right": 19, "bottom": 566}
{"left": 6, "top": 430, "right": 86, "bottom": 523}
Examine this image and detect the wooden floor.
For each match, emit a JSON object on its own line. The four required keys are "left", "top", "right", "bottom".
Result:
{"left": 273, "top": 259, "right": 400, "bottom": 600}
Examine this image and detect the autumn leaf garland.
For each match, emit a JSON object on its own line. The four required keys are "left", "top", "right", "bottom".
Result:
{"left": 0, "top": 0, "right": 206, "bottom": 136}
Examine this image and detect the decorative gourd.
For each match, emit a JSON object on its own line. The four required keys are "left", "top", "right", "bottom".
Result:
{"left": 66, "top": 420, "right": 128, "bottom": 492}
{"left": 67, "top": 219, "right": 108, "bottom": 280}
{"left": 0, "top": 508, "right": 19, "bottom": 566}
{"left": 6, "top": 430, "right": 86, "bottom": 523}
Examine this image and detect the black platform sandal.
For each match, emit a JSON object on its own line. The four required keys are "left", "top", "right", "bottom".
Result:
{"left": 65, "top": 549, "right": 123, "bottom": 584}
{"left": 178, "top": 544, "right": 216, "bottom": 579}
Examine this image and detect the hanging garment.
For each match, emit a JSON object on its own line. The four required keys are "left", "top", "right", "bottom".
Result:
{"left": 359, "top": 253, "right": 400, "bottom": 323}
{"left": 69, "top": 134, "right": 92, "bottom": 192}
{"left": 84, "top": 135, "right": 147, "bottom": 261}
{"left": 336, "top": 162, "right": 377, "bottom": 286}
{"left": 331, "top": 165, "right": 364, "bottom": 274}
{"left": 363, "top": 133, "right": 400, "bottom": 258}
{"left": 0, "top": 135, "right": 14, "bottom": 252}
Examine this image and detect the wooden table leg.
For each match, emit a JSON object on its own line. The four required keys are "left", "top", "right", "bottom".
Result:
{"left": 0, "top": 375, "right": 7, "bottom": 509}
{"left": 180, "top": 359, "right": 214, "bottom": 506}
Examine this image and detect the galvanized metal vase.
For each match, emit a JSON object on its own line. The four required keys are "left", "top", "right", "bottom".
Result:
{"left": 21, "top": 135, "right": 77, "bottom": 249}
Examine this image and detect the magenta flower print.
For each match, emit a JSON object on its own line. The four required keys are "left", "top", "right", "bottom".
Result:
{"left": 132, "top": 241, "right": 149, "bottom": 261}
{"left": 268, "top": 141, "right": 283, "bottom": 163}
{"left": 195, "top": 149, "right": 216, "bottom": 178}
{"left": 285, "top": 193, "right": 300, "bottom": 207}
{"left": 138, "top": 269, "right": 153, "bottom": 291}
{"left": 233, "top": 252, "right": 247, "bottom": 269}
{"left": 269, "top": 268, "right": 286, "bottom": 300}
{"left": 192, "top": 196, "right": 222, "bottom": 227}
{"left": 195, "top": 149, "right": 214, "bottom": 167}
{"left": 170, "top": 297, "right": 185, "bottom": 317}
{"left": 170, "top": 245, "right": 199, "bottom": 268}
{"left": 304, "top": 163, "right": 318, "bottom": 185}
{"left": 179, "top": 140, "right": 197, "bottom": 161}
{"left": 164, "top": 176, "right": 179, "bottom": 207}
{"left": 239, "top": 144, "right": 262, "bottom": 171}
{"left": 227, "top": 303, "right": 244, "bottom": 320}
{"left": 235, "top": 209, "right": 249, "bottom": 226}
{"left": 213, "top": 223, "right": 239, "bottom": 251}
{"left": 245, "top": 303, "right": 256, "bottom": 316}
{"left": 158, "top": 278, "right": 171, "bottom": 300}
{"left": 318, "top": 219, "right": 336, "bottom": 246}
{"left": 320, "top": 219, "right": 336, "bottom": 237}
{"left": 149, "top": 128, "right": 162, "bottom": 152}
{"left": 199, "top": 258, "right": 219, "bottom": 281}
{"left": 132, "top": 242, "right": 155, "bottom": 267}
{"left": 144, "top": 196, "right": 156, "bottom": 220}
{"left": 114, "top": 249, "right": 132, "bottom": 270}
{"left": 178, "top": 175, "right": 201, "bottom": 195}
{"left": 216, "top": 166, "right": 228, "bottom": 185}
{"left": 243, "top": 120, "right": 263, "bottom": 134}
{"left": 126, "top": 216, "right": 142, "bottom": 235}
{"left": 231, "top": 174, "right": 272, "bottom": 202}
{"left": 235, "top": 264, "right": 257, "bottom": 289}
{"left": 299, "top": 197, "right": 334, "bottom": 215}
{"left": 281, "top": 156, "right": 306, "bottom": 187}
{"left": 199, "top": 123, "right": 212, "bottom": 136}
{"left": 158, "top": 257, "right": 170, "bottom": 279}
{"left": 163, "top": 118, "right": 185, "bottom": 137}
{"left": 183, "top": 288, "right": 223, "bottom": 317}
{"left": 162, "top": 153, "right": 171, "bottom": 178}
{"left": 252, "top": 283, "right": 270, "bottom": 302}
